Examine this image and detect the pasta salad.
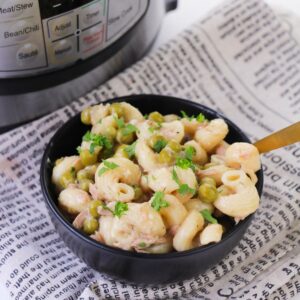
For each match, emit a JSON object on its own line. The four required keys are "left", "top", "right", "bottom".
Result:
{"left": 52, "top": 102, "right": 261, "bottom": 253}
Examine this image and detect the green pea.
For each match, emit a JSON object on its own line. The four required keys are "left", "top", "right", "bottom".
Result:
{"left": 149, "top": 111, "right": 164, "bottom": 123}
{"left": 104, "top": 126, "right": 117, "bottom": 139}
{"left": 78, "top": 179, "right": 92, "bottom": 192}
{"left": 59, "top": 171, "right": 75, "bottom": 189}
{"left": 83, "top": 217, "right": 99, "bottom": 235}
{"left": 80, "top": 149, "right": 98, "bottom": 166}
{"left": 201, "top": 177, "right": 216, "bottom": 187}
{"left": 81, "top": 107, "right": 91, "bottom": 125}
{"left": 114, "top": 144, "right": 130, "bottom": 159}
{"left": 89, "top": 200, "right": 103, "bottom": 218}
{"left": 133, "top": 186, "right": 143, "bottom": 200}
{"left": 198, "top": 183, "right": 218, "bottom": 203}
{"left": 158, "top": 148, "right": 175, "bottom": 164}
{"left": 110, "top": 103, "right": 123, "bottom": 117}
{"left": 116, "top": 130, "right": 134, "bottom": 144}
{"left": 168, "top": 140, "right": 181, "bottom": 152}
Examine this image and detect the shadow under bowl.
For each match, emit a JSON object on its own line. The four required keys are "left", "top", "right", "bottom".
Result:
{"left": 40, "top": 94, "right": 263, "bottom": 284}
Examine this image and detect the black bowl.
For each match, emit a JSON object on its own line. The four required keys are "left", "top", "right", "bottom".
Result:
{"left": 40, "top": 94, "right": 263, "bottom": 284}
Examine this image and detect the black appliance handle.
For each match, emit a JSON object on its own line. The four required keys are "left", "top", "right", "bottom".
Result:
{"left": 165, "top": 0, "right": 178, "bottom": 12}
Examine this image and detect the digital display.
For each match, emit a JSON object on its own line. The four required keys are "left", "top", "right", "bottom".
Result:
{"left": 39, "top": 0, "right": 96, "bottom": 19}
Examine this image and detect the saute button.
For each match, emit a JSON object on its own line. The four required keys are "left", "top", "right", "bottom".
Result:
{"left": 53, "top": 39, "right": 74, "bottom": 60}
{"left": 16, "top": 43, "right": 39, "bottom": 65}
{"left": 81, "top": 2, "right": 104, "bottom": 27}
{"left": 49, "top": 15, "right": 75, "bottom": 38}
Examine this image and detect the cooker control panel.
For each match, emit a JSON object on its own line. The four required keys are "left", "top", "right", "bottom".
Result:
{"left": 0, "top": 0, "right": 148, "bottom": 78}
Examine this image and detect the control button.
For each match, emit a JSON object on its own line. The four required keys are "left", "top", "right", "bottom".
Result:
{"left": 16, "top": 43, "right": 39, "bottom": 65}
{"left": 81, "top": 2, "right": 104, "bottom": 27}
{"left": 0, "top": 0, "right": 34, "bottom": 19}
{"left": 53, "top": 39, "right": 74, "bottom": 60}
{"left": 49, "top": 14, "right": 75, "bottom": 38}
{"left": 81, "top": 24, "right": 104, "bottom": 57}
{"left": 4, "top": 20, "right": 39, "bottom": 42}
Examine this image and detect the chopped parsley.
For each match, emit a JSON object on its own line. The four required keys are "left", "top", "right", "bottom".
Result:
{"left": 82, "top": 131, "right": 113, "bottom": 154}
{"left": 185, "top": 146, "right": 196, "bottom": 161}
{"left": 101, "top": 201, "right": 128, "bottom": 218}
{"left": 113, "top": 202, "right": 128, "bottom": 218}
{"left": 124, "top": 142, "right": 136, "bottom": 158}
{"left": 121, "top": 124, "right": 139, "bottom": 136}
{"left": 114, "top": 116, "right": 125, "bottom": 129}
{"left": 178, "top": 184, "right": 195, "bottom": 195}
{"left": 148, "top": 123, "right": 162, "bottom": 133}
{"left": 98, "top": 160, "right": 119, "bottom": 176}
{"left": 172, "top": 168, "right": 196, "bottom": 196}
{"left": 76, "top": 146, "right": 82, "bottom": 154}
{"left": 200, "top": 209, "right": 218, "bottom": 224}
{"left": 175, "top": 157, "right": 195, "bottom": 171}
{"left": 150, "top": 191, "right": 169, "bottom": 211}
{"left": 196, "top": 113, "right": 206, "bottom": 123}
{"left": 153, "top": 139, "right": 167, "bottom": 153}
{"left": 180, "top": 110, "right": 207, "bottom": 123}
{"left": 180, "top": 110, "right": 189, "bottom": 119}
{"left": 70, "top": 167, "right": 76, "bottom": 177}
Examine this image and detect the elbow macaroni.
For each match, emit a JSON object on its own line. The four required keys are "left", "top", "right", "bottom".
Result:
{"left": 52, "top": 102, "right": 261, "bottom": 253}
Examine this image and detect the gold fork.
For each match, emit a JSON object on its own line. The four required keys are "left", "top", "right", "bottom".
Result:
{"left": 254, "top": 121, "right": 300, "bottom": 154}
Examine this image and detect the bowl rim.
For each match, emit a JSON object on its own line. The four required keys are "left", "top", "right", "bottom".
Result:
{"left": 40, "top": 94, "right": 263, "bottom": 260}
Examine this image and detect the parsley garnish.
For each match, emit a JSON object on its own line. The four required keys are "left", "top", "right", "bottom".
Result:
{"left": 101, "top": 204, "right": 114, "bottom": 214}
{"left": 89, "top": 143, "right": 96, "bottom": 154}
{"left": 175, "top": 157, "right": 195, "bottom": 170}
{"left": 121, "top": 124, "right": 138, "bottom": 136}
{"left": 76, "top": 146, "right": 82, "bottom": 154}
{"left": 101, "top": 202, "right": 128, "bottom": 218}
{"left": 150, "top": 191, "right": 169, "bottom": 211}
{"left": 124, "top": 142, "right": 136, "bottom": 158}
{"left": 82, "top": 131, "right": 113, "bottom": 154}
{"left": 153, "top": 139, "right": 167, "bottom": 153}
{"left": 98, "top": 160, "right": 119, "bottom": 176}
{"left": 181, "top": 111, "right": 207, "bottom": 123}
{"left": 113, "top": 202, "right": 128, "bottom": 218}
{"left": 178, "top": 184, "right": 195, "bottom": 195}
{"left": 172, "top": 168, "right": 195, "bottom": 196}
{"left": 70, "top": 167, "right": 76, "bottom": 177}
{"left": 196, "top": 113, "right": 206, "bottom": 123}
{"left": 148, "top": 123, "right": 162, "bottom": 133}
{"left": 181, "top": 110, "right": 189, "bottom": 119}
{"left": 114, "top": 116, "right": 125, "bottom": 129}
{"left": 200, "top": 209, "right": 218, "bottom": 224}
{"left": 185, "top": 146, "right": 196, "bottom": 161}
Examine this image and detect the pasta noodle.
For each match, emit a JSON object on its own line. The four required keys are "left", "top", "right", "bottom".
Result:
{"left": 52, "top": 102, "right": 261, "bottom": 253}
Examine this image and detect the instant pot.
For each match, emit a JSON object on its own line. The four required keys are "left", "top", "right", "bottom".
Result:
{"left": 0, "top": 0, "right": 177, "bottom": 132}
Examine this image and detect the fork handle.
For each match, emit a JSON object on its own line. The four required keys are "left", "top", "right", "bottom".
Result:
{"left": 254, "top": 121, "right": 300, "bottom": 154}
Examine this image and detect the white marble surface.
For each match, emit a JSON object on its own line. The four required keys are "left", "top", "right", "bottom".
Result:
{"left": 152, "top": 0, "right": 300, "bottom": 51}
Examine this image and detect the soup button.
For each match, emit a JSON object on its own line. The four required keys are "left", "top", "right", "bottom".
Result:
{"left": 17, "top": 43, "right": 39, "bottom": 66}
